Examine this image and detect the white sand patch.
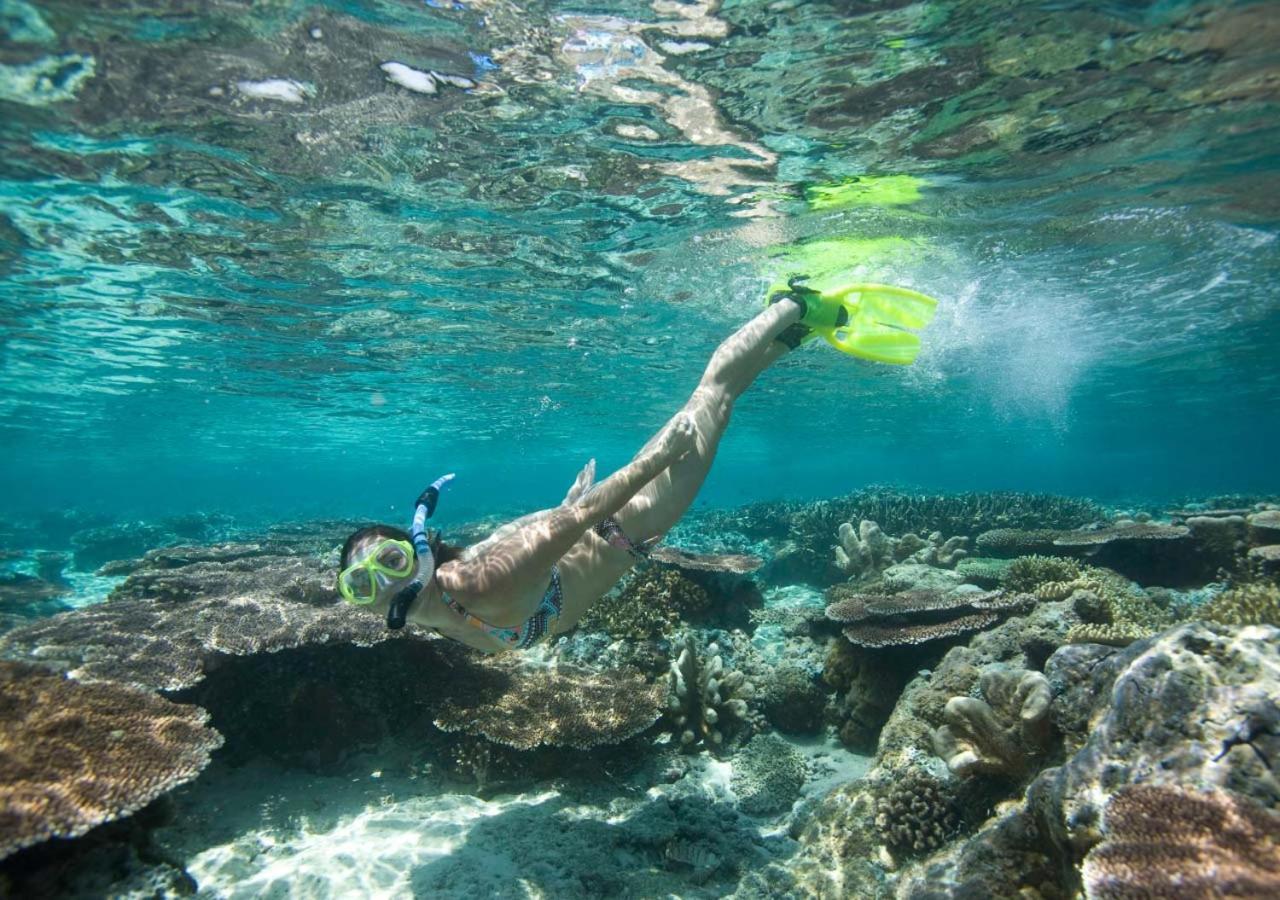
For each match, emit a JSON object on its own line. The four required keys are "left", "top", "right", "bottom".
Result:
{"left": 380, "top": 62, "right": 437, "bottom": 95}
{"left": 170, "top": 761, "right": 559, "bottom": 899}
{"left": 234, "top": 78, "right": 313, "bottom": 103}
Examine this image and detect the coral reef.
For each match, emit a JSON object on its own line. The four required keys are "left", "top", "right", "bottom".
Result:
{"left": 892, "top": 623, "right": 1280, "bottom": 897}
{"left": 873, "top": 769, "right": 959, "bottom": 856}
{"left": 0, "top": 661, "right": 222, "bottom": 859}
{"left": 1081, "top": 785, "right": 1280, "bottom": 899}
{"left": 1050, "top": 565, "right": 1174, "bottom": 647}
{"left": 1200, "top": 582, "right": 1280, "bottom": 626}
{"left": 825, "top": 587, "right": 1030, "bottom": 649}
{"left": 833, "top": 519, "right": 968, "bottom": 578}
{"left": 666, "top": 634, "right": 755, "bottom": 752}
{"left": 874, "top": 598, "right": 1079, "bottom": 763}
{"left": 432, "top": 657, "right": 668, "bottom": 750}
{"left": 931, "top": 666, "right": 1053, "bottom": 778}
{"left": 712, "top": 489, "right": 1102, "bottom": 545}
{"left": 730, "top": 734, "right": 807, "bottom": 815}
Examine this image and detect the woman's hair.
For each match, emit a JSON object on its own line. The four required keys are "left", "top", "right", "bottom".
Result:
{"left": 339, "top": 524, "right": 464, "bottom": 570}
{"left": 339, "top": 524, "right": 412, "bottom": 570}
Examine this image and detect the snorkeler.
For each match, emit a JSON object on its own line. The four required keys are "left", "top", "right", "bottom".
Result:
{"left": 337, "top": 281, "right": 938, "bottom": 653}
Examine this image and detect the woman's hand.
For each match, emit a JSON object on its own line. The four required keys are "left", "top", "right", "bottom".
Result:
{"left": 656, "top": 412, "right": 698, "bottom": 463}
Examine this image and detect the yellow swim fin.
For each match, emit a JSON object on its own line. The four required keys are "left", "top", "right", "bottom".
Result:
{"left": 767, "top": 281, "right": 939, "bottom": 365}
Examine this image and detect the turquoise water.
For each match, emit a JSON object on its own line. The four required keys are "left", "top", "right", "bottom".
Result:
{"left": 2, "top": 0, "right": 1278, "bottom": 527}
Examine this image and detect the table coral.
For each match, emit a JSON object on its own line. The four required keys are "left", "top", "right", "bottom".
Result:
{"left": 0, "top": 661, "right": 222, "bottom": 859}
{"left": 825, "top": 587, "right": 1029, "bottom": 649}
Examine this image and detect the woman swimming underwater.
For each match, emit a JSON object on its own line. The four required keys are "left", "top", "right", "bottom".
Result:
{"left": 336, "top": 281, "right": 937, "bottom": 653}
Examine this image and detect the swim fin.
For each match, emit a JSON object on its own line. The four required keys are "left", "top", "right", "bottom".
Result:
{"left": 767, "top": 281, "right": 939, "bottom": 365}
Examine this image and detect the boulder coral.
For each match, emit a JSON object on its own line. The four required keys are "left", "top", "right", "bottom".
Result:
{"left": 729, "top": 733, "right": 806, "bottom": 815}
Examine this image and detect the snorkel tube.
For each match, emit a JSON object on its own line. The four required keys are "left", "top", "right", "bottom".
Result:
{"left": 386, "top": 472, "right": 456, "bottom": 630}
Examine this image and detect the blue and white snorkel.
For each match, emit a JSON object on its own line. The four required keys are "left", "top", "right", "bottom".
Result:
{"left": 386, "top": 472, "right": 455, "bottom": 630}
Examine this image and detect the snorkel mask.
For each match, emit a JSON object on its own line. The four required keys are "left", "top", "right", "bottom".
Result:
{"left": 338, "top": 473, "right": 455, "bottom": 630}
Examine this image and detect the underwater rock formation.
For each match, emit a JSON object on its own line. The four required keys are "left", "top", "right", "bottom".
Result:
{"left": 0, "top": 661, "right": 222, "bottom": 859}
{"left": 666, "top": 633, "right": 755, "bottom": 752}
{"left": 833, "top": 519, "right": 968, "bottom": 579}
{"left": 433, "top": 657, "right": 667, "bottom": 751}
{"left": 825, "top": 587, "right": 1030, "bottom": 649}
{"left": 729, "top": 733, "right": 807, "bottom": 815}
{"left": 1081, "top": 784, "right": 1280, "bottom": 900}
{"left": 932, "top": 667, "right": 1053, "bottom": 778}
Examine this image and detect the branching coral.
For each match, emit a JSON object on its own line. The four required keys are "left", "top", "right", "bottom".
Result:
{"left": 931, "top": 666, "right": 1053, "bottom": 778}
{"left": 833, "top": 520, "right": 968, "bottom": 578}
{"left": 0, "top": 661, "right": 223, "bottom": 859}
{"left": 955, "top": 557, "right": 1012, "bottom": 589}
{"left": 873, "top": 768, "right": 959, "bottom": 855}
{"left": 1000, "top": 555, "right": 1081, "bottom": 594}
{"left": 432, "top": 657, "right": 667, "bottom": 750}
{"left": 578, "top": 567, "right": 702, "bottom": 640}
{"left": 825, "top": 587, "right": 1030, "bottom": 649}
{"left": 666, "top": 634, "right": 755, "bottom": 752}
{"left": 1082, "top": 785, "right": 1280, "bottom": 899}
{"left": 1200, "top": 582, "right": 1280, "bottom": 626}
{"left": 1047, "top": 565, "right": 1173, "bottom": 646}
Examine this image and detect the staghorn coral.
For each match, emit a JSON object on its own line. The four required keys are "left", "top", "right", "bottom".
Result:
{"left": 0, "top": 660, "right": 223, "bottom": 859}
{"left": 833, "top": 520, "right": 968, "bottom": 578}
{"left": 1001, "top": 555, "right": 1081, "bottom": 594}
{"left": 1200, "top": 582, "right": 1280, "bottom": 626}
{"left": 932, "top": 666, "right": 1053, "bottom": 778}
{"left": 873, "top": 768, "right": 959, "bottom": 856}
{"left": 730, "top": 733, "right": 807, "bottom": 815}
{"left": 666, "top": 633, "right": 755, "bottom": 752}
{"left": 432, "top": 657, "right": 666, "bottom": 750}
{"left": 825, "top": 587, "right": 1030, "bottom": 649}
{"left": 1082, "top": 785, "right": 1280, "bottom": 899}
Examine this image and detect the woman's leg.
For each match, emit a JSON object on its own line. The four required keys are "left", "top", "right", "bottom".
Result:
{"left": 618, "top": 300, "right": 802, "bottom": 539}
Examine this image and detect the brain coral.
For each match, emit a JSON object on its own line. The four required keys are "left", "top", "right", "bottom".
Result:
{"left": 0, "top": 661, "right": 223, "bottom": 859}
